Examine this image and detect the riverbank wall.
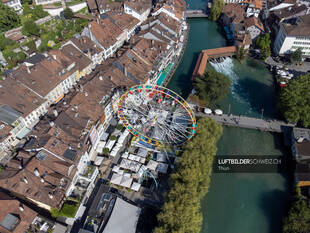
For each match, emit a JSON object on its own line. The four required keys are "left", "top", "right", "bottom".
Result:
{"left": 162, "top": 22, "right": 190, "bottom": 87}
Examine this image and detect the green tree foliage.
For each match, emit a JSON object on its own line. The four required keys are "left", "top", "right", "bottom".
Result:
{"left": 283, "top": 187, "right": 310, "bottom": 233}
{"left": 22, "top": 0, "right": 33, "bottom": 5}
{"left": 0, "top": 33, "right": 17, "bottom": 51}
{"left": 33, "top": 5, "right": 49, "bottom": 19}
{"left": 3, "top": 50, "right": 26, "bottom": 68}
{"left": 64, "top": 7, "right": 74, "bottom": 19}
{"left": 154, "top": 118, "right": 223, "bottom": 233}
{"left": 22, "top": 19, "right": 40, "bottom": 36}
{"left": 290, "top": 48, "right": 303, "bottom": 64}
{"left": 236, "top": 46, "right": 247, "bottom": 62}
{"left": 279, "top": 73, "right": 310, "bottom": 127}
{"left": 0, "top": 3, "right": 21, "bottom": 32}
{"left": 255, "top": 34, "right": 271, "bottom": 60}
{"left": 209, "top": 0, "right": 224, "bottom": 21}
{"left": 193, "top": 69, "right": 231, "bottom": 107}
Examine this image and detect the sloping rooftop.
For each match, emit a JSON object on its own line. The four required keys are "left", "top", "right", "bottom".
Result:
{"left": 0, "top": 78, "right": 45, "bottom": 120}
{"left": 244, "top": 16, "right": 264, "bottom": 31}
{"left": 282, "top": 14, "right": 310, "bottom": 37}
{"left": 0, "top": 192, "right": 37, "bottom": 233}
{"left": 89, "top": 18, "right": 123, "bottom": 49}
{"left": 124, "top": 0, "right": 152, "bottom": 14}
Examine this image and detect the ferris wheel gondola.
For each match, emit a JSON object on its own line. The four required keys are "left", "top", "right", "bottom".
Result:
{"left": 117, "top": 84, "right": 197, "bottom": 147}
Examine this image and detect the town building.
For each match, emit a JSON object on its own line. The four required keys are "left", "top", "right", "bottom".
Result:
{"left": 244, "top": 16, "right": 265, "bottom": 39}
{"left": 69, "top": 36, "right": 105, "bottom": 68}
{"left": 34, "top": 0, "right": 61, "bottom": 5}
{"left": 124, "top": 0, "right": 152, "bottom": 22}
{"left": 1, "top": 0, "right": 22, "bottom": 14}
{"left": 0, "top": 77, "right": 48, "bottom": 157}
{"left": 104, "top": 12, "right": 141, "bottom": 41}
{"left": 0, "top": 191, "right": 37, "bottom": 233}
{"left": 87, "top": 18, "right": 125, "bottom": 59}
{"left": 274, "top": 14, "right": 310, "bottom": 55}
{"left": 271, "top": 4, "right": 309, "bottom": 22}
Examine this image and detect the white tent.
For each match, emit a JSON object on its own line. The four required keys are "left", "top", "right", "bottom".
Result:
{"left": 146, "top": 160, "right": 158, "bottom": 171}
{"left": 112, "top": 165, "right": 120, "bottom": 173}
{"left": 120, "top": 176, "right": 133, "bottom": 188}
{"left": 110, "top": 173, "right": 122, "bottom": 185}
{"left": 157, "top": 163, "right": 168, "bottom": 174}
{"left": 137, "top": 148, "right": 148, "bottom": 158}
{"left": 156, "top": 153, "right": 167, "bottom": 163}
{"left": 120, "top": 159, "right": 141, "bottom": 172}
{"left": 121, "top": 152, "right": 129, "bottom": 159}
{"left": 131, "top": 182, "right": 141, "bottom": 192}
{"left": 139, "top": 157, "right": 146, "bottom": 164}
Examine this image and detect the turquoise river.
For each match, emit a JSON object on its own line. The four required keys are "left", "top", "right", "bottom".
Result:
{"left": 166, "top": 3, "right": 291, "bottom": 233}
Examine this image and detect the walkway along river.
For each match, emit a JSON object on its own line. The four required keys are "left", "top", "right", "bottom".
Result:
{"left": 166, "top": 17, "right": 290, "bottom": 233}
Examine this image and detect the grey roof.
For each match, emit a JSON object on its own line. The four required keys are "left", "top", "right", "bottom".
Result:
{"left": 53, "top": 223, "right": 67, "bottom": 233}
{"left": 0, "top": 213, "right": 20, "bottom": 231}
{"left": 25, "top": 53, "right": 46, "bottom": 65}
{"left": 63, "top": 148, "right": 77, "bottom": 161}
{"left": 102, "top": 197, "right": 141, "bottom": 233}
{"left": 282, "top": 14, "right": 310, "bottom": 37}
{"left": 0, "top": 104, "right": 22, "bottom": 125}
{"left": 78, "top": 229, "right": 93, "bottom": 233}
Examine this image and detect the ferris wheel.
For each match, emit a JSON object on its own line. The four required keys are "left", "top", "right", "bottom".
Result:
{"left": 117, "top": 84, "right": 197, "bottom": 147}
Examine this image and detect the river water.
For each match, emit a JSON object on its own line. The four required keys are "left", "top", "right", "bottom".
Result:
{"left": 166, "top": 10, "right": 290, "bottom": 233}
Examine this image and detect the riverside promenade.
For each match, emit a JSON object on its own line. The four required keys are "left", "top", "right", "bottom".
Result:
{"left": 195, "top": 112, "right": 295, "bottom": 133}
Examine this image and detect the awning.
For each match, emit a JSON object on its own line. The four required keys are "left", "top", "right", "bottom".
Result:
{"left": 16, "top": 127, "right": 31, "bottom": 139}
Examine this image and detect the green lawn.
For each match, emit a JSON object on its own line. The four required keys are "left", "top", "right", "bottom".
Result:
{"left": 51, "top": 200, "right": 79, "bottom": 218}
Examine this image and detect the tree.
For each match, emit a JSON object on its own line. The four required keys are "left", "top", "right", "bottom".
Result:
{"left": 0, "top": 3, "right": 20, "bottom": 32}
{"left": 279, "top": 73, "right": 310, "bottom": 127}
{"left": 22, "top": 0, "right": 33, "bottom": 5}
{"left": 154, "top": 118, "right": 222, "bottom": 233}
{"left": 209, "top": 0, "right": 224, "bottom": 21}
{"left": 283, "top": 187, "right": 310, "bottom": 233}
{"left": 193, "top": 69, "right": 231, "bottom": 107}
{"left": 236, "top": 46, "right": 247, "bottom": 62}
{"left": 22, "top": 19, "right": 40, "bottom": 36}
{"left": 255, "top": 34, "right": 271, "bottom": 60}
{"left": 290, "top": 48, "right": 303, "bottom": 64}
{"left": 63, "top": 8, "right": 74, "bottom": 19}
{"left": 0, "top": 33, "right": 17, "bottom": 51}
{"left": 33, "top": 5, "right": 48, "bottom": 19}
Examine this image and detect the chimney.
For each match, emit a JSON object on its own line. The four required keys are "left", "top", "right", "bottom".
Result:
{"left": 19, "top": 205, "right": 24, "bottom": 212}
{"left": 151, "top": 39, "right": 154, "bottom": 47}
{"left": 85, "top": 92, "right": 88, "bottom": 97}
{"left": 48, "top": 193, "right": 54, "bottom": 199}
{"left": 124, "top": 65, "right": 128, "bottom": 77}
{"left": 23, "top": 177, "right": 28, "bottom": 184}
{"left": 27, "top": 67, "right": 31, "bottom": 74}
{"left": 40, "top": 178, "right": 45, "bottom": 183}
{"left": 53, "top": 109, "right": 58, "bottom": 117}
{"left": 34, "top": 168, "right": 40, "bottom": 177}
{"left": 52, "top": 54, "right": 57, "bottom": 60}
{"left": 49, "top": 121, "right": 55, "bottom": 127}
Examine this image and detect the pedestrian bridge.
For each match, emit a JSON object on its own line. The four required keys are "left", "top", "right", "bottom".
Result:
{"left": 195, "top": 112, "right": 295, "bottom": 133}
{"left": 185, "top": 10, "right": 208, "bottom": 18}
